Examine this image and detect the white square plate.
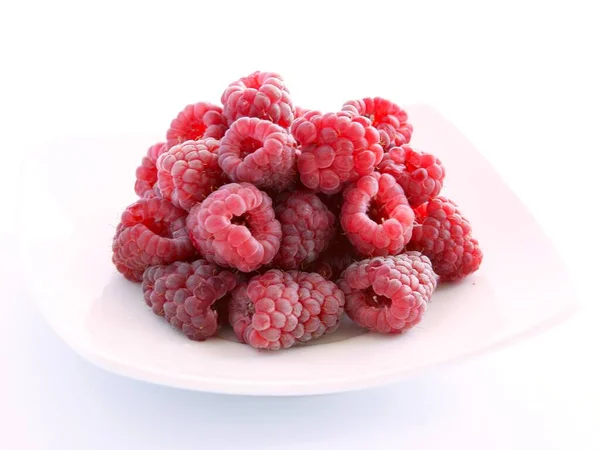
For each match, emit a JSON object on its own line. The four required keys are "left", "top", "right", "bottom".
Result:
{"left": 18, "top": 105, "right": 578, "bottom": 396}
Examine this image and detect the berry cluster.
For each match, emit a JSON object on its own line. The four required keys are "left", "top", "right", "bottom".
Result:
{"left": 114, "top": 71, "right": 483, "bottom": 350}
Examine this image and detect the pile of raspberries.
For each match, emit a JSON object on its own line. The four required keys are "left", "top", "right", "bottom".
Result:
{"left": 112, "top": 71, "right": 483, "bottom": 351}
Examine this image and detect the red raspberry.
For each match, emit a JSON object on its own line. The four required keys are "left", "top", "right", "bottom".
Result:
{"left": 339, "top": 252, "right": 436, "bottom": 334}
{"left": 288, "top": 271, "right": 345, "bottom": 341}
{"left": 143, "top": 260, "right": 237, "bottom": 341}
{"left": 342, "top": 97, "right": 412, "bottom": 148}
{"left": 218, "top": 117, "right": 297, "bottom": 190}
{"left": 134, "top": 142, "right": 168, "bottom": 197}
{"left": 112, "top": 197, "right": 196, "bottom": 281}
{"left": 306, "top": 233, "right": 357, "bottom": 280}
{"left": 340, "top": 172, "right": 414, "bottom": 257}
{"left": 273, "top": 191, "right": 335, "bottom": 269}
{"left": 378, "top": 144, "right": 445, "bottom": 207}
{"left": 221, "top": 71, "right": 295, "bottom": 128}
{"left": 166, "top": 102, "right": 227, "bottom": 148}
{"left": 292, "top": 111, "right": 384, "bottom": 194}
{"left": 156, "top": 138, "right": 225, "bottom": 211}
{"left": 228, "top": 270, "right": 303, "bottom": 350}
{"left": 186, "top": 183, "right": 282, "bottom": 272}
{"left": 408, "top": 197, "right": 483, "bottom": 281}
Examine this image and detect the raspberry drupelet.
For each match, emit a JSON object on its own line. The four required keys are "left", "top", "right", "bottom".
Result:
{"left": 342, "top": 97, "right": 413, "bottom": 148}
{"left": 378, "top": 144, "right": 445, "bottom": 207}
{"left": 339, "top": 252, "right": 437, "bottom": 334}
{"left": 340, "top": 172, "right": 414, "bottom": 257}
{"left": 134, "top": 142, "right": 168, "bottom": 197}
{"left": 186, "top": 183, "right": 282, "bottom": 272}
{"left": 291, "top": 110, "right": 384, "bottom": 194}
{"left": 288, "top": 270, "right": 345, "bottom": 341}
{"left": 218, "top": 117, "right": 297, "bottom": 190}
{"left": 112, "top": 197, "right": 196, "bottom": 282}
{"left": 142, "top": 260, "right": 237, "bottom": 340}
{"left": 221, "top": 71, "right": 295, "bottom": 128}
{"left": 166, "top": 102, "right": 227, "bottom": 149}
{"left": 273, "top": 191, "right": 336, "bottom": 270}
{"left": 157, "top": 138, "right": 225, "bottom": 211}
{"left": 408, "top": 197, "right": 483, "bottom": 281}
{"left": 228, "top": 270, "right": 303, "bottom": 350}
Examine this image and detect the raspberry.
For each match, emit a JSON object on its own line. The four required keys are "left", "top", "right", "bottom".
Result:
{"left": 342, "top": 97, "right": 412, "bottom": 148}
{"left": 112, "top": 197, "right": 196, "bottom": 281}
{"left": 166, "top": 102, "right": 227, "bottom": 148}
{"left": 218, "top": 117, "right": 297, "bottom": 190}
{"left": 134, "top": 142, "right": 168, "bottom": 197}
{"left": 228, "top": 270, "right": 302, "bottom": 350}
{"left": 340, "top": 172, "right": 414, "bottom": 256}
{"left": 291, "top": 111, "right": 383, "bottom": 194}
{"left": 306, "top": 233, "right": 357, "bottom": 280}
{"left": 156, "top": 138, "right": 225, "bottom": 211}
{"left": 288, "top": 271, "right": 345, "bottom": 341}
{"left": 408, "top": 197, "right": 483, "bottom": 281}
{"left": 378, "top": 144, "right": 445, "bottom": 207}
{"left": 143, "top": 260, "right": 237, "bottom": 341}
{"left": 339, "top": 252, "right": 436, "bottom": 334}
{"left": 221, "top": 71, "right": 295, "bottom": 128}
{"left": 273, "top": 191, "right": 335, "bottom": 269}
{"left": 186, "top": 183, "right": 282, "bottom": 272}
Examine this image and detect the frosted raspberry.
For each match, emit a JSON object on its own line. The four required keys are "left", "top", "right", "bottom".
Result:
{"left": 291, "top": 111, "right": 383, "bottom": 194}
{"left": 340, "top": 172, "right": 414, "bottom": 256}
{"left": 166, "top": 102, "right": 227, "bottom": 148}
{"left": 305, "top": 233, "right": 357, "bottom": 280}
{"left": 339, "top": 252, "right": 436, "bottom": 334}
{"left": 273, "top": 191, "right": 335, "bottom": 269}
{"left": 186, "top": 183, "right": 282, "bottom": 272}
{"left": 156, "top": 138, "right": 225, "bottom": 211}
{"left": 342, "top": 97, "right": 412, "bottom": 148}
{"left": 218, "top": 117, "right": 296, "bottom": 190}
{"left": 221, "top": 71, "right": 295, "bottom": 128}
{"left": 378, "top": 144, "right": 445, "bottom": 207}
{"left": 112, "top": 197, "right": 196, "bottom": 281}
{"left": 288, "top": 271, "right": 345, "bottom": 341}
{"left": 143, "top": 260, "right": 236, "bottom": 340}
{"left": 408, "top": 197, "right": 483, "bottom": 281}
{"left": 134, "top": 142, "right": 168, "bottom": 197}
{"left": 228, "top": 270, "right": 302, "bottom": 350}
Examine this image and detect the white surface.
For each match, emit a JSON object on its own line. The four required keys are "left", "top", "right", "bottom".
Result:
{"left": 19, "top": 105, "right": 578, "bottom": 396}
{"left": 1, "top": 0, "right": 599, "bottom": 447}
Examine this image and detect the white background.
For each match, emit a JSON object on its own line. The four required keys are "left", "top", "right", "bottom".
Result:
{"left": 1, "top": 1, "right": 599, "bottom": 449}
